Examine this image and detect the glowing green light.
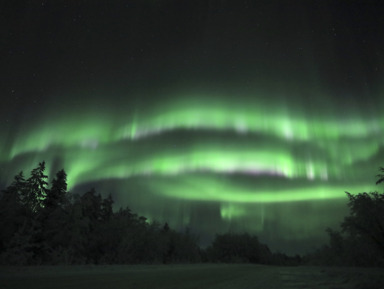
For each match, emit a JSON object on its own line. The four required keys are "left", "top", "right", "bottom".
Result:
{"left": 3, "top": 91, "right": 381, "bottom": 206}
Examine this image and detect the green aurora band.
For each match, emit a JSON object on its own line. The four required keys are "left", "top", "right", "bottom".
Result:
{"left": 1, "top": 91, "right": 383, "bottom": 253}
{"left": 7, "top": 94, "right": 383, "bottom": 158}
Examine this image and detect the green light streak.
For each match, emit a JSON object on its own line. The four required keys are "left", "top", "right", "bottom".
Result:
{"left": 47, "top": 141, "right": 354, "bottom": 192}
{"left": 9, "top": 115, "right": 117, "bottom": 158}
{"left": 145, "top": 174, "right": 374, "bottom": 203}
{"left": 128, "top": 95, "right": 383, "bottom": 142}
{"left": 2, "top": 91, "right": 383, "bottom": 224}
{"left": 220, "top": 203, "right": 247, "bottom": 220}
{"left": 8, "top": 93, "right": 383, "bottom": 162}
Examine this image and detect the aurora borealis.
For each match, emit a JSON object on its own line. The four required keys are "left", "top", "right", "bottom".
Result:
{"left": 1, "top": 1, "right": 384, "bottom": 254}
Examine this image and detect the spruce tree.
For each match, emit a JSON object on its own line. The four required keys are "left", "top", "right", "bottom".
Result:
{"left": 44, "top": 169, "right": 68, "bottom": 210}
{"left": 24, "top": 162, "right": 48, "bottom": 213}
{"left": 0, "top": 172, "right": 25, "bottom": 253}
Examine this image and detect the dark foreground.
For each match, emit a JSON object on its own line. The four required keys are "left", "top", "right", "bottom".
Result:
{"left": 1, "top": 264, "right": 383, "bottom": 289}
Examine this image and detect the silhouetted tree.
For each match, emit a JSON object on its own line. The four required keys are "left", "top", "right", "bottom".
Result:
{"left": 23, "top": 162, "right": 48, "bottom": 213}
{"left": 161, "top": 223, "right": 175, "bottom": 264}
{"left": 65, "top": 193, "right": 88, "bottom": 264}
{"left": 341, "top": 192, "right": 384, "bottom": 259}
{"left": 44, "top": 169, "right": 68, "bottom": 210}
{"left": 38, "top": 169, "right": 72, "bottom": 264}
{"left": 0, "top": 172, "right": 25, "bottom": 253}
{"left": 81, "top": 188, "right": 102, "bottom": 223}
{"left": 100, "top": 193, "right": 113, "bottom": 221}
{"left": 306, "top": 167, "right": 384, "bottom": 267}
{"left": 162, "top": 222, "right": 170, "bottom": 232}
{"left": 0, "top": 219, "right": 44, "bottom": 265}
{"left": 172, "top": 228, "right": 201, "bottom": 263}
{"left": 208, "top": 233, "right": 272, "bottom": 264}
{"left": 376, "top": 166, "right": 384, "bottom": 185}
{"left": 0, "top": 162, "right": 203, "bottom": 265}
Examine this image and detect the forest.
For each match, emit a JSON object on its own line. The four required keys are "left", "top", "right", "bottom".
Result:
{"left": 0, "top": 162, "right": 383, "bottom": 267}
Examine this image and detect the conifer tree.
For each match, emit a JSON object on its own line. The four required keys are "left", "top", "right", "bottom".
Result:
{"left": 24, "top": 162, "right": 48, "bottom": 213}
{"left": 44, "top": 169, "right": 68, "bottom": 210}
{"left": 0, "top": 172, "right": 25, "bottom": 253}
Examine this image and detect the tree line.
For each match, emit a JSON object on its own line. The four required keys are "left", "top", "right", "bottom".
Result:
{"left": 0, "top": 162, "right": 199, "bottom": 264}
{"left": 1, "top": 162, "right": 298, "bottom": 265}
{"left": 1, "top": 162, "right": 383, "bottom": 266}
{"left": 304, "top": 167, "right": 384, "bottom": 267}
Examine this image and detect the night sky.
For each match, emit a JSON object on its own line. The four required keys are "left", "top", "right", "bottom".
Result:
{"left": 1, "top": 0, "right": 384, "bottom": 254}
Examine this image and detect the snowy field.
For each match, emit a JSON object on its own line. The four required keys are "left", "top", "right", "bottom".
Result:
{"left": 1, "top": 264, "right": 383, "bottom": 289}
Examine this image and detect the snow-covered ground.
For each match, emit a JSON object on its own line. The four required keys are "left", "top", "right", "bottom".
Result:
{"left": 1, "top": 264, "right": 383, "bottom": 289}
